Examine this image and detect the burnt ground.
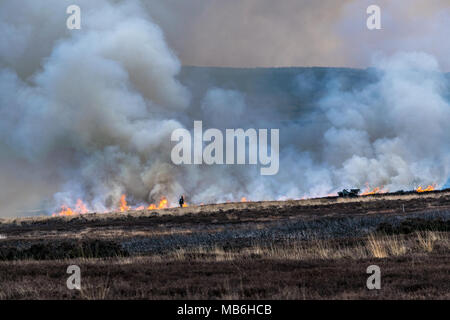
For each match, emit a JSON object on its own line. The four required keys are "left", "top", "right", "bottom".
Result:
{"left": 0, "top": 190, "right": 449, "bottom": 299}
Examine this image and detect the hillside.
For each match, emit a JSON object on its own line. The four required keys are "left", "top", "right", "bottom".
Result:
{"left": 0, "top": 190, "right": 449, "bottom": 299}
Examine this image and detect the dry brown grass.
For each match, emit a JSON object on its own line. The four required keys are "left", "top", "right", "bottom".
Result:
{"left": 365, "top": 232, "right": 449, "bottom": 258}
{"left": 1, "top": 249, "right": 448, "bottom": 300}
{"left": 385, "top": 235, "right": 408, "bottom": 256}
{"left": 416, "top": 231, "right": 439, "bottom": 253}
{"left": 80, "top": 277, "right": 111, "bottom": 300}
{"left": 366, "top": 234, "right": 408, "bottom": 258}
{"left": 147, "top": 232, "right": 448, "bottom": 263}
{"left": 0, "top": 231, "right": 448, "bottom": 300}
{"left": 254, "top": 240, "right": 366, "bottom": 260}
{"left": 367, "top": 234, "right": 389, "bottom": 258}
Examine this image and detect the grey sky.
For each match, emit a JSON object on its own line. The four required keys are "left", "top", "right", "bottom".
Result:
{"left": 145, "top": 0, "right": 450, "bottom": 70}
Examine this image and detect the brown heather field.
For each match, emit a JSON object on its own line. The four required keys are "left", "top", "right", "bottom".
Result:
{"left": 0, "top": 190, "right": 449, "bottom": 299}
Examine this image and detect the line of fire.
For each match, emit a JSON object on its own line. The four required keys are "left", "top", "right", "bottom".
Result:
{"left": 52, "top": 184, "right": 440, "bottom": 217}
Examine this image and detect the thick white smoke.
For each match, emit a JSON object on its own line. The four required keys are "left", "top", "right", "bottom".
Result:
{"left": 0, "top": 0, "right": 449, "bottom": 217}
{"left": 319, "top": 52, "right": 450, "bottom": 191}
{"left": 0, "top": 0, "right": 191, "bottom": 215}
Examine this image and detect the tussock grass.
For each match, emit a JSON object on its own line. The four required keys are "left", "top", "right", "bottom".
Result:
{"left": 416, "top": 231, "right": 439, "bottom": 253}
{"left": 366, "top": 234, "right": 408, "bottom": 258}
{"left": 80, "top": 276, "right": 111, "bottom": 300}
{"left": 385, "top": 235, "right": 408, "bottom": 256}
{"left": 148, "top": 232, "right": 448, "bottom": 262}
{"left": 366, "top": 234, "right": 388, "bottom": 258}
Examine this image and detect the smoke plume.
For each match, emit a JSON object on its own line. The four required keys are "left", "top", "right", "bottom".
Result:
{"left": 0, "top": 0, "right": 449, "bottom": 217}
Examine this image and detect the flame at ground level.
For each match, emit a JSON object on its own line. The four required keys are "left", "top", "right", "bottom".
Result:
{"left": 51, "top": 183, "right": 441, "bottom": 216}
{"left": 147, "top": 198, "right": 169, "bottom": 210}
{"left": 119, "top": 194, "right": 129, "bottom": 212}
{"left": 52, "top": 195, "right": 179, "bottom": 216}
{"left": 416, "top": 184, "right": 436, "bottom": 193}
{"left": 361, "top": 184, "right": 388, "bottom": 196}
{"left": 52, "top": 199, "right": 89, "bottom": 216}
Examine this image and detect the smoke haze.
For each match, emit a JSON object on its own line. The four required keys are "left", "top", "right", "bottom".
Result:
{"left": 0, "top": 0, "right": 449, "bottom": 217}
{"left": 145, "top": 0, "right": 450, "bottom": 70}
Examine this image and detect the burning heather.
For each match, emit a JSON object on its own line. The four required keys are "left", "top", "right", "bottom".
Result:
{"left": 52, "top": 199, "right": 88, "bottom": 216}
{"left": 53, "top": 195, "right": 178, "bottom": 216}
{"left": 0, "top": 0, "right": 449, "bottom": 218}
{"left": 361, "top": 184, "right": 389, "bottom": 196}
{"left": 416, "top": 184, "right": 436, "bottom": 193}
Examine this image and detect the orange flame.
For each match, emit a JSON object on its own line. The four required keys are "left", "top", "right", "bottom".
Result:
{"left": 361, "top": 184, "right": 388, "bottom": 196}
{"left": 147, "top": 197, "right": 169, "bottom": 210}
{"left": 75, "top": 199, "right": 88, "bottom": 214}
{"left": 416, "top": 184, "right": 436, "bottom": 193}
{"left": 158, "top": 198, "right": 168, "bottom": 209}
{"left": 241, "top": 197, "right": 247, "bottom": 202}
{"left": 54, "top": 206, "right": 74, "bottom": 216}
{"left": 52, "top": 199, "right": 89, "bottom": 216}
{"left": 51, "top": 194, "right": 196, "bottom": 217}
{"left": 119, "top": 194, "right": 129, "bottom": 212}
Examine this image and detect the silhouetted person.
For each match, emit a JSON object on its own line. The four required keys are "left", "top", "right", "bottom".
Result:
{"left": 179, "top": 195, "right": 184, "bottom": 208}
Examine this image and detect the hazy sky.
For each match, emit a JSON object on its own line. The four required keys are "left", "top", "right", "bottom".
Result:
{"left": 0, "top": 0, "right": 449, "bottom": 217}
{"left": 145, "top": 0, "right": 450, "bottom": 70}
